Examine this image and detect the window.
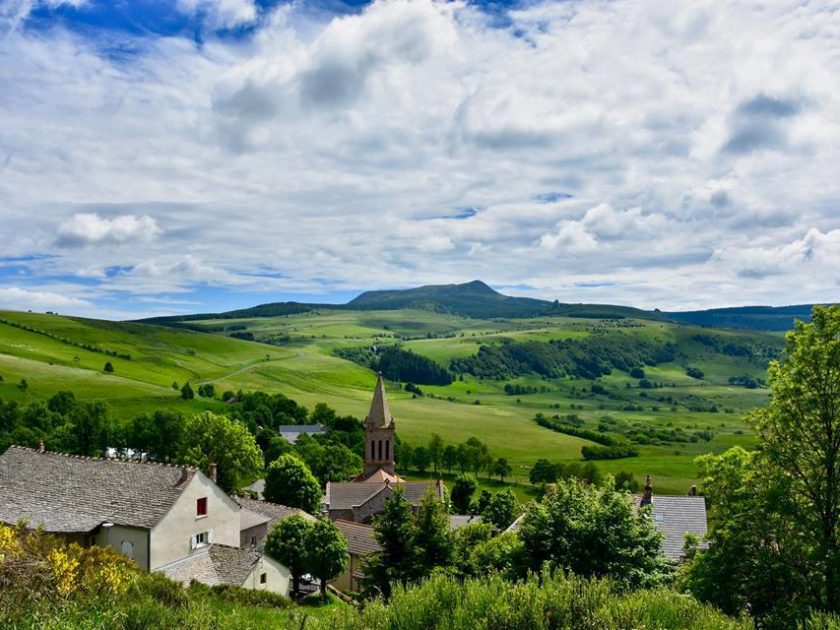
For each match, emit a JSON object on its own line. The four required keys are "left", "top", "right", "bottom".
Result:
{"left": 370, "top": 440, "right": 375, "bottom": 460}
{"left": 191, "top": 530, "right": 212, "bottom": 549}
{"left": 260, "top": 573, "right": 267, "bottom": 584}
{"left": 377, "top": 440, "right": 382, "bottom": 460}
{"left": 196, "top": 497, "right": 208, "bottom": 517}
{"left": 120, "top": 540, "right": 134, "bottom": 560}
{"left": 385, "top": 440, "right": 390, "bottom": 460}
{"left": 250, "top": 535, "right": 257, "bottom": 549}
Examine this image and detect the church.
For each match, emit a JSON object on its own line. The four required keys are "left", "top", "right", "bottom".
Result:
{"left": 323, "top": 374, "right": 445, "bottom": 523}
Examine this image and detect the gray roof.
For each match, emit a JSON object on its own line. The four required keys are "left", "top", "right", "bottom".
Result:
{"left": 325, "top": 480, "right": 443, "bottom": 511}
{"left": 157, "top": 544, "right": 262, "bottom": 587}
{"left": 276, "top": 424, "right": 327, "bottom": 445}
{"left": 637, "top": 494, "right": 708, "bottom": 562}
{"left": 334, "top": 520, "right": 382, "bottom": 556}
{"left": 0, "top": 445, "right": 197, "bottom": 532}
{"left": 448, "top": 514, "right": 483, "bottom": 530}
{"left": 366, "top": 374, "right": 393, "bottom": 429}
{"left": 235, "top": 495, "right": 315, "bottom": 531}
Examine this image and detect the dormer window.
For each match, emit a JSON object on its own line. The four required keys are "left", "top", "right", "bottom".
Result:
{"left": 197, "top": 497, "right": 208, "bottom": 517}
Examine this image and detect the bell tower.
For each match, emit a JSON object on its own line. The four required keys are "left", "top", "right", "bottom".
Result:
{"left": 363, "top": 373, "right": 396, "bottom": 477}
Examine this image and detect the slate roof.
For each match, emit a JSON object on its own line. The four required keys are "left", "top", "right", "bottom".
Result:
{"left": 334, "top": 520, "right": 382, "bottom": 556}
{"left": 0, "top": 445, "right": 197, "bottom": 533}
{"left": 235, "top": 495, "right": 316, "bottom": 531}
{"left": 636, "top": 494, "right": 708, "bottom": 562}
{"left": 276, "top": 424, "right": 327, "bottom": 445}
{"left": 366, "top": 374, "right": 393, "bottom": 429}
{"left": 157, "top": 544, "right": 262, "bottom": 587}
{"left": 325, "top": 480, "right": 444, "bottom": 511}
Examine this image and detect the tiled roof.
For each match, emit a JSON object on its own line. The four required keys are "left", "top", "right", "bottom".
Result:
{"left": 235, "top": 495, "right": 316, "bottom": 532}
{"left": 334, "top": 520, "right": 382, "bottom": 556}
{"left": 636, "top": 494, "right": 708, "bottom": 562}
{"left": 352, "top": 468, "right": 402, "bottom": 483}
{"left": 157, "top": 544, "right": 261, "bottom": 587}
{"left": 325, "top": 480, "right": 443, "bottom": 511}
{"left": 0, "top": 445, "right": 197, "bottom": 532}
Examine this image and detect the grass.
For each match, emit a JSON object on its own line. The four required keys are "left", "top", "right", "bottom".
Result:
{"left": 0, "top": 308, "right": 780, "bottom": 494}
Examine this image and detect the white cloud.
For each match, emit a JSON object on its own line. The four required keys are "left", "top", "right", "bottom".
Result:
{"left": 175, "top": 0, "right": 257, "bottom": 29}
{"left": 56, "top": 214, "right": 162, "bottom": 247}
{"left": 3, "top": 0, "right": 840, "bottom": 313}
{"left": 0, "top": 286, "right": 93, "bottom": 310}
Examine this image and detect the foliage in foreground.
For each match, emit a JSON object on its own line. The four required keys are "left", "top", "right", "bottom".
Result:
{"left": 310, "top": 571, "right": 756, "bottom": 630}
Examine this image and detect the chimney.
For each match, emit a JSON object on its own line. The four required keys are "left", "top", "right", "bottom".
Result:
{"left": 37, "top": 440, "right": 45, "bottom": 454}
{"left": 689, "top": 485, "right": 698, "bottom": 497}
{"left": 640, "top": 475, "right": 653, "bottom": 506}
{"left": 178, "top": 466, "right": 189, "bottom": 484}
{"left": 209, "top": 462, "right": 218, "bottom": 484}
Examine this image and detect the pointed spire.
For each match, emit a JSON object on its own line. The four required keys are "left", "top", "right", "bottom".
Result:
{"left": 366, "top": 373, "right": 393, "bottom": 428}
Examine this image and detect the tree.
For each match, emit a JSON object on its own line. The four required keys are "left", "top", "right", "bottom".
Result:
{"left": 305, "top": 519, "right": 349, "bottom": 601}
{"left": 264, "top": 454, "right": 321, "bottom": 513}
{"left": 752, "top": 305, "right": 840, "bottom": 614}
{"left": 264, "top": 514, "right": 314, "bottom": 597}
{"left": 103, "top": 361, "right": 114, "bottom": 373}
{"left": 180, "top": 382, "right": 194, "bottom": 400}
{"left": 130, "top": 409, "right": 185, "bottom": 462}
{"left": 413, "top": 488, "right": 453, "bottom": 576}
{"left": 491, "top": 457, "right": 513, "bottom": 482}
{"left": 18, "top": 379, "right": 27, "bottom": 391}
{"left": 529, "top": 458, "right": 558, "bottom": 485}
{"left": 294, "top": 435, "right": 362, "bottom": 486}
{"left": 69, "top": 401, "right": 110, "bottom": 456}
{"left": 365, "top": 488, "right": 417, "bottom": 598}
{"left": 451, "top": 475, "right": 476, "bottom": 514}
{"left": 518, "top": 478, "right": 670, "bottom": 589}
{"left": 428, "top": 433, "right": 444, "bottom": 476}
{"left": 47, "top": 391, "right": 76, "bottom": 416}
{"left": 180, "top": 412, "right": 262, "bottom": 492}
{"left": 413, "top": 446, "right": 431, "bottom": 476}
{"left": 442, "top": 444, "right": 458, "bottom": 474}
{"left": 483, "top": 488, "right": 520, "bottom": 530}
{"left": 399, "top": 442, "right": 414, "bottom": 471}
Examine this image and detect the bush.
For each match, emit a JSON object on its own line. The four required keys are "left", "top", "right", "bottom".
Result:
{"left": 581, "top": 444, "right": 639, "bottom": 460}
{"left": 686, "top": 366, "right": 704, "bottom": 380}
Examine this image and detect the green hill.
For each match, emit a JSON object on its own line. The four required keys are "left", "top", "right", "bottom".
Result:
{"left": 0, "top": 305, "right": 787, "bottom": 494}
{"left": 666, "top": 304, "right": 821, "bottom": 331}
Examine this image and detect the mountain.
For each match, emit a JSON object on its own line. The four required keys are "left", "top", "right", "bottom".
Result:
{"left": 135, "top": 280, "right": 828, "bottom": 331}
{"left": 666, "top": 304, "right": 818, "bottom": 332}
{"left": 138, "top": 280, "right": 663, "bottom": 324}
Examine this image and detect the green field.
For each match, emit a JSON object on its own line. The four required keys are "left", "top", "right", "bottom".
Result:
{"left": 0, "top": 308, "right": 781, "bottom": 494}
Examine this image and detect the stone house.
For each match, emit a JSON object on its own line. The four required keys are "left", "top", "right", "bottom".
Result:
{"left": 0, "top": 444, "right": 292, "bottom": 595}
{"left": 331, "top": 519, "right": 381, "bottom": 593}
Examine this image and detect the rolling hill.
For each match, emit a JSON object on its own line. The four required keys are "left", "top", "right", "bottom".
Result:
{"left": 138, "top": 280, "right": 827, "bottom": 332}
{"left": 0, "top": 302, "right": 786, "bottom": 494}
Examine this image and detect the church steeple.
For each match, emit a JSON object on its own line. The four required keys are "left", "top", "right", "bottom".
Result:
{"left": 362, "top": 374, "right": 396, "bottom": 477}
{"left": 366, "top": 373, "right": 393, "bottom": 429}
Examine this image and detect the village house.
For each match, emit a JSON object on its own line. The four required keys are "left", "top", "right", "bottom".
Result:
{"left": 323, "top": 375, "right": 446, "bottom": 523}
{"left": 0, "top": 444, "right": 292, "bottom": 595}
{"left": 331, "top": 519, "right": 382, "bottom": 592}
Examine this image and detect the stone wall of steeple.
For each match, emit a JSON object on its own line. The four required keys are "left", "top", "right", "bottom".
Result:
{"left": 364, "top": 374, "right": 396, "bottom": 476}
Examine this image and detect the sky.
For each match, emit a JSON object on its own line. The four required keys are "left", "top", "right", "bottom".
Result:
{"left": 2, "top": 0, "right": 840, "bottom": 319}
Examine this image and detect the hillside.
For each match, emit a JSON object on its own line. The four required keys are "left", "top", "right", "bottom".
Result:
{"left": 0, "top": 306, "right": 786, "bottom": 494}
{"left": 138, "top": 280, "right": 829, "bottom": 331}
{"left": 667, "top": 304, "right": 819, "bottom": 331}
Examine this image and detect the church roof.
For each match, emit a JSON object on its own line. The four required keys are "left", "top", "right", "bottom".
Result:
{"left": 352, "top": 468, "right": 402, "bottom": 483}
{"left": 325, "top": 480, "right": 444, "bottom": 511}
{"left": 366, "top": 374, "right": 393, "bottom": 429}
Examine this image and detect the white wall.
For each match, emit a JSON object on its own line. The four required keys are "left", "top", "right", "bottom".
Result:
{"left": 241, "top": 554, "right": 291, "bottom": 596}
{"left": 149, "top": 472, "right": 241, "bottom": 570}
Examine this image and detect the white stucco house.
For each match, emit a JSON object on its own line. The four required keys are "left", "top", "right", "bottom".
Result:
{"left": 0, "top": 444, "right": 292, "bottom": 596}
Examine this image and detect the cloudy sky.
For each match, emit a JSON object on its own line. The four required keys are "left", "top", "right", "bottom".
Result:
{"left": 1, "top": 0, "right": 840, "bottom": 318}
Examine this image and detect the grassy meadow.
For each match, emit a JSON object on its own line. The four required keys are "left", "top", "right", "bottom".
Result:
{"left": 0, "top": 308, "right": 781, "bottom": 494}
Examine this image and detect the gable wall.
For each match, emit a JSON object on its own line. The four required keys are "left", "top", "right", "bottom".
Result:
{"left": 149, "top": 473, "right": 240, "bottom": 570}
{"left": 92, "top": 525, "right": 150, "bottom": 571}
{"left": 240, "top": 555, "right": 291, "bottom": 596}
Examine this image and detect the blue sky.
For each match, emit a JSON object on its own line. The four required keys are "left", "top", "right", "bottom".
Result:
{"left": 2, "top": 0, "right": 840, "bottom": 319}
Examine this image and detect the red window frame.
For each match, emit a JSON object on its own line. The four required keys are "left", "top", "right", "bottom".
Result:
{"left": 197, "top": 497, "right": 208, "bottom": 517}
